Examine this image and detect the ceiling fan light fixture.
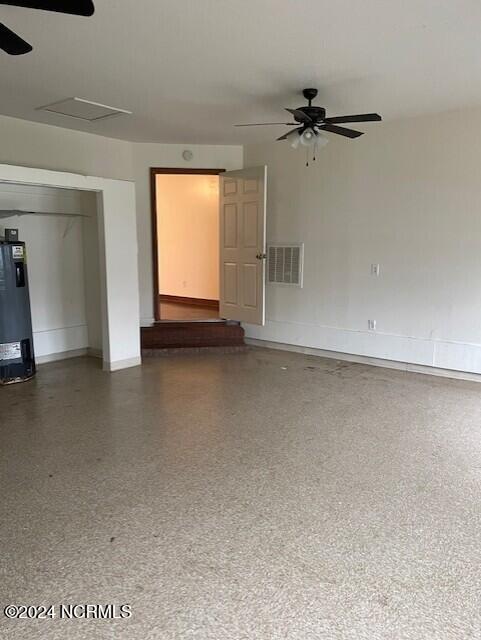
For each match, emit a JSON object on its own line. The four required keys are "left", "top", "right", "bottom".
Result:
{"left": 315, "top": 132, "right": 329, "bottom": 148}
{"left": 300, "top": 128, "right": 329, "bottom": 146}
{"left": 300, "top": 128, "right": 316, "bottom": 147}
{"left": 288, "top": 130, "right": 301, "bottom": 149}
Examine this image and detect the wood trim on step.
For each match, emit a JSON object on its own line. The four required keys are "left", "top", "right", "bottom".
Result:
{"left": 150, "top": 167, "right": 225, "bottom": 322}
{"left": 141, "top": 321, "right": 244, "bottom": 349}
{"left": 159, "top": 294, "right": 219, "bottom": 309}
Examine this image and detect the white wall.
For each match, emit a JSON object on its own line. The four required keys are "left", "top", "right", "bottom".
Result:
{"left": 0, "top": 114, "right": 133, "bottom": 180}
{"left": 96, "top": 178, "right": 140, "bottom": 369}
{"left": 0, "top": 116, "right": 243, "bottom": 327}
{"left": 244, "top": 107, "right": 481, "bottom": 375}
{"left": 132, "top": 143, "right": 243, "bottom": 324}
{"left": 0, "top": 183, "right": 100, "bottom": 361}
{"left": 81, "top": 191, "right": 103, "bottom": 353}
{"left": 157, "top": 174, "right": 219, "bottom": 300}
{"left": 0, "top": 163, "right": 141, "bottom": 371}
{"left": 0, "top": 114, "right": 133, "bottom": 361}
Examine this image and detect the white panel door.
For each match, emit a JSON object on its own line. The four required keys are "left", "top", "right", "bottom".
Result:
{"left": 219, "top": 166, "right": 267, "bottom": 325}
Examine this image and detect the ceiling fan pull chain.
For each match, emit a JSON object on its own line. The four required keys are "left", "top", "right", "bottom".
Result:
{"left": 306, "top": 147, "right": 309, "bottom": 167}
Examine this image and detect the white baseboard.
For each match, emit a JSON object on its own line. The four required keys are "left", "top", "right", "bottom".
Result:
{"left": 36, "top": 348, "right": 88, "bottom": 365}
{"left": 244, "top": 319, "right": 481, "bottom": 376}
{"left": 36, "top": 346, "right": 140, "bottom": 371}
{"left": 245, "top": 338, "right": 481, "bottom": 383}
{"left": 33, "top": 325, "right": 89, "bottom": 359}
{"left": 103, "top": 356, "right": 142, "bottom": 372}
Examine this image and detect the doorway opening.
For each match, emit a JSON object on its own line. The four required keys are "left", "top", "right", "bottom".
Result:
{"left": 151, "top": 168, "right": 224, "bottom": 322}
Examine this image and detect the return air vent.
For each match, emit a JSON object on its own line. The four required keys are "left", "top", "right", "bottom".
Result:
{"left": 268, "top": 244, "right": 304, "bottom": 287}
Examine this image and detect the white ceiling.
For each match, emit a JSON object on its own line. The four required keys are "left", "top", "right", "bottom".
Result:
{"left": 1, "top": 0, "right": 481, "bottom": 144}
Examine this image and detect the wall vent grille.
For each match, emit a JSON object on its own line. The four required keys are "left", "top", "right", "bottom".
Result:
{"left": 268, "top": 244, "right": 304, "bottom": 287}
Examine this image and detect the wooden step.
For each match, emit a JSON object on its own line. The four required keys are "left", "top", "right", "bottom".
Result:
{"left": 141, "top": 321, "right": 245, "bottom": 350}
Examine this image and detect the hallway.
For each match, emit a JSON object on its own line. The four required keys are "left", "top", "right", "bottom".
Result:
{"left": 159, "top": 299, "right": 220, "bottom": 321}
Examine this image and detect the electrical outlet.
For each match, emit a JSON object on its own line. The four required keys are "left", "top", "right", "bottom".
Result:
{"left": 368, "top": 319, "right": 377, "bottom": 330}
{"left": 371, "top": 263, "right": 380, "bottom": 276}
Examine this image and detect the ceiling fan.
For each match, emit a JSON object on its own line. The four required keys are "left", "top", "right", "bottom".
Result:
{"left": 235, "top": 88, "right": 382, "bottom": 146}
{"left": 0, "top": 1, "right": 95, "bottom": 55}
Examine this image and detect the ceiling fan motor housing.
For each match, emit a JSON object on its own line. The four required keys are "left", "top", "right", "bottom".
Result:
{"left": 297, "top": 89, "right": 325, "bottom": 124}
{"left": 297, "top": 106, "right": 326, "bottom": 123}
{"left": 302, "top": 88, "right": 318, "bottom": 102}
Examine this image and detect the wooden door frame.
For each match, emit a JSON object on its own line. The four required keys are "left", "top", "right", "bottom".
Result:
{"left": 150, "top": 167, "right": 225, "bottom": 321}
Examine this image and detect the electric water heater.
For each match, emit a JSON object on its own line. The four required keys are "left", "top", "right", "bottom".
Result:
{"left": 0, "top": 231, "right": 36, "bottom": 385}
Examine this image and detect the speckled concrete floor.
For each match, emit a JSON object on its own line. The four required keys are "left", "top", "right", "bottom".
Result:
{"left": 1, "top": 348, "right": 480, "bottom": 640}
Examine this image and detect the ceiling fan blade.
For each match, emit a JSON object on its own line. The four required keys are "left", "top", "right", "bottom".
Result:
{"left": 0, "top": 22, "right": 32, "bottom": 54}
{"left": 234, "top": 122, "right": 297, "bottom": 127}
{"left": 324, "top": 113, "right": 382, "bottom": 124}
{"left": 319, "top": 123, "right": 364, "bottom": 139}
{"left": 285, "top": 108, "right": 312, "bottom": 124}
{"left": 277, "top": 127, "right": 301, "bottom": 141}
{"left": 0, "top": 1, "right": 95, "bottom": 16}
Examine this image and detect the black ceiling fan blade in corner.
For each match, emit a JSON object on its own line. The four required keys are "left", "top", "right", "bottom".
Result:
{"left": 324, "top": 113, "right": 382, "bottom": 124}
{"left": 0, "top": 1, "right": 95, "bottom": 16}
{"left": 285, "top": 108, "right": 313, "bottom": 124}
{"left": 0, "top": 22, "right": 32, "bottom": 54}
{"left": 320, "top": 123, "right": 364, "bottom": 139}
{"left": 234, "top": 122, "right": 297, "bottom": 127}
{"left": 277, "top": 127, "right": 301, "bottom": 141}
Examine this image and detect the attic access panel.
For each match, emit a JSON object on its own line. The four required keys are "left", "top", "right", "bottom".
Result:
{"left": 37, "top": 97, "right": 132, "bottom": 122}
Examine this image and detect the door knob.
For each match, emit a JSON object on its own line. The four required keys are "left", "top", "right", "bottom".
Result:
{"left": 256, "top": 252, "right": 267, "bottom": 260}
